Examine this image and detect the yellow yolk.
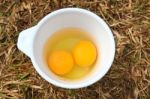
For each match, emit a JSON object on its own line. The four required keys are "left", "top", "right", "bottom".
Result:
{"left": 48, "top": 51, "right": 74, "bottom": 75}
{"left": 73, "top": 40, "right": 97, "bottom": 67}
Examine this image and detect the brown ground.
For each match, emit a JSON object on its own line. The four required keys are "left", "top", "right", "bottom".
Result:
{"left": 0, "top": 0, "right": 150, "bottom": 99}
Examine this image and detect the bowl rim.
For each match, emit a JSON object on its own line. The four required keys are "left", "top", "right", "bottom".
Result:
{"left": 31, "top": 8, "right": 115, "bottom": 89}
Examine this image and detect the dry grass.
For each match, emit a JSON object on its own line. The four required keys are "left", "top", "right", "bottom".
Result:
{"left": 0, "top": 0, "right": 150, "bottom": 99}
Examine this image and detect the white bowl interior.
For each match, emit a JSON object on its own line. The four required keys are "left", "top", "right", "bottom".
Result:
{"left": 32, "top": 9, "right": 115, "bottom": 88}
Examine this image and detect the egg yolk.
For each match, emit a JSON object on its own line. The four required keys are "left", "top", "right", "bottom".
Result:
{"left": 48, "top": 51, "right": 74, "bottom": 75}
{"left": 73, "top": 40, "right": 97, "bottom": 67}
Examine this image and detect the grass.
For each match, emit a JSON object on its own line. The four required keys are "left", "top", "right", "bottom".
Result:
{"left": 0, "top": 0, "right": 150, "bottom": 99}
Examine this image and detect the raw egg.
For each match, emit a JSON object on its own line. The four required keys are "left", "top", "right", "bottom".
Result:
{"left": 48, "top": 51, "right": 74, "bottom": 75}
{"left": 73, "top": 40, "right": 97, "bottom": 67}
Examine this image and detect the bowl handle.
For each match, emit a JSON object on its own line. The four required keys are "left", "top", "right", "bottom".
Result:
{"left": 17, "top": 26, "right": 37, "bottom": 57}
